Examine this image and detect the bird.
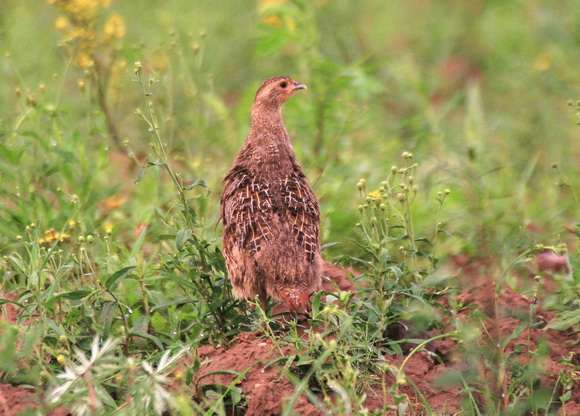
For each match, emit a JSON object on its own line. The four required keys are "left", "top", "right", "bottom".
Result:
{"left": 220, "top": 76, "right": 321, "bottom": 314}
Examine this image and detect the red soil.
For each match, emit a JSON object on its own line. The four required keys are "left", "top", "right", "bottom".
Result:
{"left": 0, "top": 293, "right": 19, "bottom": 325}
{"left": 198, "top": 333, "right": 320, "bottom": 415}
{"left": 0, "top": 384, "right": 68, "bottom": 416}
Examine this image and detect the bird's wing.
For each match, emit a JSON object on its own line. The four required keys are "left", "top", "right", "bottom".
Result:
{"left": 280, "top": 167, "right": 320, "bottom": 263}
{"left": 221, "top": 166, "right": 274, "bottom": 256}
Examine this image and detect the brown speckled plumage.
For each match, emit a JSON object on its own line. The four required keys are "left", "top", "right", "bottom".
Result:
{"left": 220, "top": 76, "right": 321, "bottom": 312}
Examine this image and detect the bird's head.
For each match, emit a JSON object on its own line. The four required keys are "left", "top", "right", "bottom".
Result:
{"left": 254, "top": 76, "right": 307, "bottom": 109}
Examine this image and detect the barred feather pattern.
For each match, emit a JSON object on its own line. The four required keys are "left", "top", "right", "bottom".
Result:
{"left": 280, "top": 172, "right": 319, "bottom": 263}
{"left": 221, "top": 164, "right": 320, "bottom": 262}
{"left": 222, "top": 168, "right": 274, "bottom": 256}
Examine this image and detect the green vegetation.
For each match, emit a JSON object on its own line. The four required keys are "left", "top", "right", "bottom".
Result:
{"left": 0, "top": 0, "right": 578, "bottom": 414}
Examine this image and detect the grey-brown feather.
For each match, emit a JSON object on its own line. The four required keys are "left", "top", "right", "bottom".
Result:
{"left": 220, "top": 77, "right": 321, "bottom": 311}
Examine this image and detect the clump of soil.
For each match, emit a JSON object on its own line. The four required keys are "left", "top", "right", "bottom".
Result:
{"left": 0, "top": 384, "right": 35, "bottom": 416}
{"left": 0, "top": 293, "right": 19, "bottom": 325}
{"left": 198, "top": 333, "right": 320, "bottom": 415}
{"left": 0, "top": 384, "right": 67, "bottom": 416}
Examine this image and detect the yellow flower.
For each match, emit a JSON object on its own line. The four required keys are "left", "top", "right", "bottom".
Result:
{"left": 44, "top": 228, "right": 58, "bottom": 242}
{"left": 262, "top": 15, "right": 283, "bottom": 27}
{"left": 58, "top": 232, "right": 71, "bottom": 242}
{"left": 39, "top": 228, "right": 70, "bottom": 245}
{"left": 67, "top": 27, "right": 95, "bottom": 41}
{"left": 54, "top": 16, "right": 70, "bottom": 31}
{"left": 533, "top": 53, "right": 551, "bottom": 72}
{"left": 103, "top": 13, "right": 126, "bottom": 39}
{"left": 258, "top": 0, "right": 295, "bottom": 30}
{"left": 76, "top": 52, "right": 94, "bottom": 69}
{"left": 259, "top": 0, "right": 286, "bottom": 10}
{"left": 367, "top": 190, "right": 382, "bottom": 201}
{"left": 103, "top": 222, "right": 114, "bottom": 234}
{"left": 71, "top": 0, "right": 101, "bottom": 20}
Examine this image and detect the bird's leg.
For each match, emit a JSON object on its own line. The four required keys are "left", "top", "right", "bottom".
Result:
{"left": 258, "top": 291, "right": 269, "bottom": 316}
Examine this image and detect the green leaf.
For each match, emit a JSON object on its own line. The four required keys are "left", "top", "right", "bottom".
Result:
{"left": 230, "top": 386, "right": 243, "bottom": 405}
{"left": 129, "top": 330, "right": 164, "bottom": 350}
{"left": 134, "top": 167, "right": 145, "bottom": 184}
{"left": 0, "top": 143, "right": 24, "bottom": 165}
{"left": 545, "top": 309, "right": 580, "bottom": 331}
{"left": 99, "top": 302, "right": 116, "bottom": 334}
{"left": 51, "top": 290, "right": 92, "bottom": 301}
{"left": 105, "top": 266, "right": 136, "bottom": 291}
{"left": 131, "top": 224, "right": 149, "bottom": 256}
{"left": 0, "top": 298, "right": 24, "bottom": 308}
{"left": 151, "top": 312, "right": 168, "bottom": 333}
{"left": 176, "top": 229, "right": 192, "bottom": 250}
{"left": 198, "top": 369, "right": 243, "bottom": 383}
{"left": 256, "top": 27, "right": 292, "bottom": 56}
{"left": 0, "top": 322, "right": 18, "bottom": 372}
{"left": 118, "top": 278, "right": 141, "bottom": 306}
{"left": 18, "top": 323, "right": 44, "bottom": 358}
{"left": 150, "top": 297, "right": 191, "bottom": 312}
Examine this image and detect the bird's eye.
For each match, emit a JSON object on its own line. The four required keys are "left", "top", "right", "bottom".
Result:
{"left": 279, "top": 81, "right": 288, "bottom": 88}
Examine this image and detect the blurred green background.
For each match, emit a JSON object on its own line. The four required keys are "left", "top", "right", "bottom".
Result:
{"left": 1, "top": 0, "right": 578, "bottom": 260}
{"left": 0, "top": 1, "right": 578, "bottom": 412}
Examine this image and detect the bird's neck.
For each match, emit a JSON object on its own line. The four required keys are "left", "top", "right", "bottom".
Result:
{"left": 250, "top": 102, "right": 286, "bottom": 135}
{"left": 243, "top": 102, "right": 296, "bottom": 168}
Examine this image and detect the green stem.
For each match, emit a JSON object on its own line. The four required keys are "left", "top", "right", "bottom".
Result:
{"left": 396, "top": 331, "right": 457, "bottom": 384}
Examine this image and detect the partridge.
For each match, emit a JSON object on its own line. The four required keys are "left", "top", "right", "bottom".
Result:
{"left": 220, "top": 76, "right": 321, "bottom": 312}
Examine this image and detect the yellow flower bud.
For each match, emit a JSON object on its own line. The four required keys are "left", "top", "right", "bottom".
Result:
{"left": 54, "top": 16, "right": 69, "bottom": 31}
{"left": 76, "top": 53, "right": 94, "bottom": 69}
{"left": 104, "top": 14, "right": 126, "bottom": 39}
{"left": 103, "top": 222, "right": 114, "bottom": 234}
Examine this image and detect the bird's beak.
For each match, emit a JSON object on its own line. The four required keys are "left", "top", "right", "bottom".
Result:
{"left": 292, "top": 81, "right": 307, "bottom": 91}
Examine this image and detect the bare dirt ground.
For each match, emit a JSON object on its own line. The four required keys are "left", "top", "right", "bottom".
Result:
{"left": 0, "top": 384, "right": 68, "bottom": 416}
